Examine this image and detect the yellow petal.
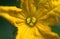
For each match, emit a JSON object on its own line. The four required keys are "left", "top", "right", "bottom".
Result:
{"left": 38, "top": 11, "right": 58, "bottom": 26}
{"left": 36, "top": 23, "right": 60, "bottom": 39}
{"left": 0, "top": 6, "right": 25, "bottom": 27}
{"left": 37, "top": 6, "right": 60, "bottom": 26}
{"left": 0, "top": 13, "right": 24, "bottom": 26}
{"left": 20, "top": 0, "right": 36, "bottom": 15}
{"left": 16, "top": 23, "right": 36, "bottom": 39}
{"left": 53, "top": 6, "right": 60, "bottom": 16}
{"left": 0, "top": 6, "right": 22, "bottom": 12}
{"left": 52, "top": 0, "right": 60, "bottom": 7}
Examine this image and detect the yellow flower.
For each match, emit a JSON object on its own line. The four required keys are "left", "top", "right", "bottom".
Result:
{"left": 0, "top": 0, "right": 60, "bottom": 39}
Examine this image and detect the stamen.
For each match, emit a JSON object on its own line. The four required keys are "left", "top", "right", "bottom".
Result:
{"left": 26, "top": 16, "right": 37, "bottom": 27}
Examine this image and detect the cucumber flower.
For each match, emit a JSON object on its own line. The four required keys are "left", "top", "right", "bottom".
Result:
{"left": 0, "top": 0, "right": 60, "bottom": 39}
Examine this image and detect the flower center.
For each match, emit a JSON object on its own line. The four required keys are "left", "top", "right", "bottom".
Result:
{"left": 26, "top": 16, "right": 37, "bottom": 27}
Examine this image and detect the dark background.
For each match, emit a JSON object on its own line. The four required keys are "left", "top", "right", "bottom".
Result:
{"left": 0, "top": 0, "right": 60, "bottom": 39}
{"left": 0, "top": 0, "right": 20, "bottom": 8}
{"left": 0, "top": 17, "right": 17, "bottom": 39}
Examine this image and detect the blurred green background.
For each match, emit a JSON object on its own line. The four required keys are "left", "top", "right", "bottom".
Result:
{"left": 0, "top": 0, "right": 20, "bottom": 8}
{"left": 0, "top": 17, "right": 17, "bottom": 39}
{"left": 0, "top": 0, "right": 60, "bottom": 39}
